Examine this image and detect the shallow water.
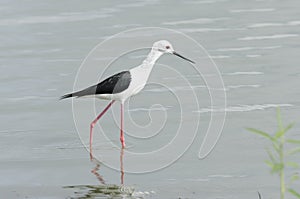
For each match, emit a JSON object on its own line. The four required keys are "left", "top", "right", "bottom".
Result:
{"left": 1, "top": 0, "right": 300, "bottom": 198}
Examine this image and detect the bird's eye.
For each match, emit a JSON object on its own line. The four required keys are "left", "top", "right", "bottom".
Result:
{"left": 166, "top": 46, "right": 170, "bottom": 49}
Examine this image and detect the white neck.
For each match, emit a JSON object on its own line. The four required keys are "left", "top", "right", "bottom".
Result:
{"left": 128, "top": 48, "right": 164, "bottom": 97}
{"left": 142, "top": 49, "right": 164, "bottom": 66}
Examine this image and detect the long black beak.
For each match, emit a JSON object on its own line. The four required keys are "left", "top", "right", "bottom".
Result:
{"left": 173, "top": 51, "right": 195, "bottom": 64}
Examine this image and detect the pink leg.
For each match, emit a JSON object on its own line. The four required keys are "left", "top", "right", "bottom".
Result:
{"left": 120, "top": 103, "right": 125, "bottom": 148}
{"left": 90, "top": 100, "right": 115, "bottom": 159}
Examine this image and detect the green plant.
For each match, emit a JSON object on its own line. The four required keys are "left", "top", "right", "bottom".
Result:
{"left": 246, "top": 108, "right": 300, "bottom": 199}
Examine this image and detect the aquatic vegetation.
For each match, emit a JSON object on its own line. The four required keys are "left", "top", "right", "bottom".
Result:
{"left": 64, "top": 184, "right": 135, "bottom": 199}
{"left": 247, "top": 108, "right": 300, "bottom": 199}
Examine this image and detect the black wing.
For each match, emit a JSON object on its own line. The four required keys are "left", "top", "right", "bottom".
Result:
{"left": 60, "top": 71, "right": 131, "bottom": 99}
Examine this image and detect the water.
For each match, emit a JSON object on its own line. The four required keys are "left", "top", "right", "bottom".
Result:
{"left": 1, "top": 0, "right": 300, "bottom": 198}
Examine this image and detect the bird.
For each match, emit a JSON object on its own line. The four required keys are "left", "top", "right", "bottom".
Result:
{"left": 60, "top": 40, "right": 194, "bottom": 155}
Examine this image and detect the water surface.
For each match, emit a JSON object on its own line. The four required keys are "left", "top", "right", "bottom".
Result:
{"left": 1, "top": 0, "right": 300, "bottom": 198}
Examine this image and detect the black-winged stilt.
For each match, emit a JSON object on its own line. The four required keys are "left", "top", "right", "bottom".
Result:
{"left": 61, "top": 40, "right": 194, "bottom": 153}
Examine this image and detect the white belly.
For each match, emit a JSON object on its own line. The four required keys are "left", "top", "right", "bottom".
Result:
{"left": 96, "top": 65, "right": 153, "bottom": 102}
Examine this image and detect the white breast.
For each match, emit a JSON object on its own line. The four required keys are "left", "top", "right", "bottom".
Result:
{"left": 121, "top": 64, "right": 153, "bottom": 100}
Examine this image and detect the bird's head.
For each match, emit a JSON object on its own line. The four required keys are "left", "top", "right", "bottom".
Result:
{"left": 152, "top": 40, "right": 195, "bottom": 64}
{"left": 152, "top": 40, "right": 174, "bottom": 54}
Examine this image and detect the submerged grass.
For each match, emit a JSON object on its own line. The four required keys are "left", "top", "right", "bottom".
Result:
{"left": 246, "top": 108, "right": 300, "bottom": 199}
{"left": 64, "top": 184, "right": 135, "bottom": 199}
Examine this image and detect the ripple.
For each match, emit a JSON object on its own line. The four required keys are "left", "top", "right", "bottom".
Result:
{"left": 179, "top": 28, "right": 235, "bottom": 33}
{"left": 210, "top": 55, "right": 231, "bottom": 59}
{"left": 186, "top": 0, "right": 228, "bottom": 4}
{"left": 3, "top": 96, "right": 54, "bottom": 102}
{"left": 246, "top": 54, "right": 261, "bottom": 58}
{"left": 185, "top": 178, "right": 210, "bottom": 182}
{"left": 144, "top": 83, "right": 260, "bottom": 93}
{"left": 128, "top": 106, "right": 172, "bottom": 112}
{"left": 247, "top": 21, "right": 300, "bottom": 28}
{"left": 230, "top": 8, "right": 275, "bottom": 13}
{"left": 195, "top": 104, "right": 293, "bottom": 113}
{"left": 224, "top": 71, "right": 263, "bottom": 75}
{"left": 59, "top": 73, "right": 71, "bottom": 77}
{"left": 208, "top": 174, "right": 247, "bottom": 178}
{"left": 213, "top": 45, "right": 281, "bottom": 52}
{"left": 288, "top": 21, "right": 300, "bottom": 26}
{"left": 227, "top": 84, "right": 261, "bottom": 89}
{"left": 0, "top": 12, "right": 113, "bottom": 26}
{"left": 247, "top": 23, "right": 283, "bottom": 28}
{"left": 238, "top": 34, "right": 298, "bottom": 41}
{"left": 163, "top": 71, "right": 263, "bottom": 80}
{"left": 45, "top": 58, "right": 81, "bottom": 62}
{"left": 208, "top": 174, "right": 234, "bottom": 178}
{"left": 163, "top": 17, "right": 229, "bottom": 25}
{"left": 144, "top": 85, "right": 206, "bottom": 93}
{"left": 117, "top": 1, "right": 158, "bottom": 8}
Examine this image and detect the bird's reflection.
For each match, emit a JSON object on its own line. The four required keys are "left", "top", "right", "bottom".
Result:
{"left": 91, "top": 148, "right": 124, "bottom": 185}
{"left": 65, "top": 148, "right": 135, "bottom": 199}
{"left": 90, "top": 163, "right": 106, "bottom": 185}
{"left": 120, "top": 148, "right": 124, "bottom": 185}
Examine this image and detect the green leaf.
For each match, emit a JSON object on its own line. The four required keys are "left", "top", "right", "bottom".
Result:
{"left": 246, "top": 128, "right": 275, "bottom": 142}
{"left": 290, "top": 173, "right": 299, "bottom": 183}
{"left": 276, "top": 107, "right": 284, "bottom": 131}
{"left": 275, "top": 130, "right": 286, "bottom": 138}
{"left": 288, "top": 147, "right": 300, "bottom": 155}
{"left": 287, "top": 162, "right": 299, "bottom": 168}
{"left": 285, "top": 123, "right": 295, "bottom": 132}
{"left": 265, "top": 160, "right": 275, "bottom": 168}
{"left": 287, "top": 139, "right": 300, "bottom": 144}
{"left": 271, "top": 163, "right": 284, "bottom": 174}
{"left": 288, "top": 188, "right": 300, "bottom": 198}
{"left": 266, "top": 148, "right": 277, "bottom": 163}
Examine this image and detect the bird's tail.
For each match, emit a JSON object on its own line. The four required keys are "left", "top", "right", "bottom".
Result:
{"left": 60, "top": 93, "right": 74, "bottom": 100}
